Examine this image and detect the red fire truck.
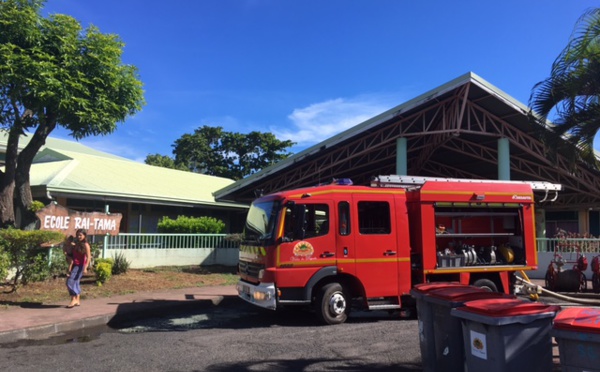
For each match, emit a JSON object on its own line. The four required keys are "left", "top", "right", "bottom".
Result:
{"left": 236, "top": 175, "right": 561, "bottom": 324}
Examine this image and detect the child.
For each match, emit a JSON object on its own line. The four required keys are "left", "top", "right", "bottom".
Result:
{"left": 62, "top": 235, "right": 75, "bottom": 273}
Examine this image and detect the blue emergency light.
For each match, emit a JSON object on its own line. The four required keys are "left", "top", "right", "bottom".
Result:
{"left": 332, "top": 178, "right": 353, "bottom": 185}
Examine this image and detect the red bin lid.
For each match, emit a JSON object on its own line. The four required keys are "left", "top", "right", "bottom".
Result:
{"left": 410, "top": 282, "right": 466, "bottom": 294}
{"left": 428, "top": 286, "right": 512, "bottom": 303}
{"left": 553, "top": 308, "right": 600, "bottom": 334}
{"left": 456, "top": 298, "right": 561, "bottom": 317}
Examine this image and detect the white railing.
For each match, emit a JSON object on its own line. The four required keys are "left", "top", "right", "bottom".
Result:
{"left": 101, "top": 233, "right": 240, "bottom": 250}
{"left": 537, "top": 238, "right": 600, "bottom": 254}
{"left": 89, "top": 233, "right": 241, "bottom": 268}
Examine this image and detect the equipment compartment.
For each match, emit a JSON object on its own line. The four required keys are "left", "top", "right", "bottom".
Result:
{"left": 434, "top": 205, "right": 525, "bottom": 267}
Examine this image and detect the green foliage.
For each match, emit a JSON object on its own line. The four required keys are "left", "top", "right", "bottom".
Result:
{"left": 529, "top": 8, "right": 600, "bottom": 169}
{"left": 0, "top": 0, "right": 145, "bottom": 227}
{"left": 89, "top": 242, "right": 102, "bottom": 266}
{"left": 0, "top": 228, "right": 65, "bottom": 291}
{"left": 0, "top": 247, "right": 9, "bottom": 282}
{"left": 170, "top": 125, "right": 295, "bottom": 180}
{"left": 28, "top": 201, "right": 45, "bottom": 213}
{"left": 95, "top": 261, "right": 112, "bottom": 284}
{"left": 157, "top": 216, "right": 225, "bottom": 234}
{"left": 145, "top": 154, "right": 189, "bottom": 171}
{"left": 94, "top": 257, "right": 114, "bottom": 270}
{"left": 47, "top": 247, "right": 69, "bottom": 277}
{"left": 112, "top": 251, "right": 130, "bottom": 275}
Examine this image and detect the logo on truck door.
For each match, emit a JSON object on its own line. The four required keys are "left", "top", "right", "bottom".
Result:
{"left": 293, "top": 241, "right": 315, "bottom": 258}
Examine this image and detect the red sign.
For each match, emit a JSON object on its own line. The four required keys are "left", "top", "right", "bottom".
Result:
{"left": 36, "top": 203, "right": 122, "bottom": 236}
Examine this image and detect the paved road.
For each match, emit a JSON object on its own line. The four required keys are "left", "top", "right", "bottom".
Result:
{"left": 0, "top": 297, "right": 422, "bottom": 372}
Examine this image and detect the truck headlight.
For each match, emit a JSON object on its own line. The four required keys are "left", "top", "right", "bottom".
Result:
{"left": 253, "top": 291, "right": 271, "bottom": 301}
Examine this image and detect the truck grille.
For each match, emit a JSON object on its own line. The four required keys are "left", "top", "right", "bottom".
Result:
{"left": 238, "top": 261, "right": 264, "bottom": 280}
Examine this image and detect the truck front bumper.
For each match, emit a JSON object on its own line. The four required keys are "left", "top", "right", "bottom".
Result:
{"left": 236, "top": 280, "right": 277, "bottom": 310}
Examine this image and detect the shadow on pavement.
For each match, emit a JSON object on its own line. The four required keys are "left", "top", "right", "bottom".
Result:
{"left": 0, "top": 301, "right": 63, "bottom": 309}
{"left": 106, "top": 295, "right": 417, "bottom": 331}
{"left": 204, "top": 358, "right": 423, "bottom": 372}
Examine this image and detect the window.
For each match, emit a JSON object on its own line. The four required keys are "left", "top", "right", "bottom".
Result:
{"left": 338, "top": 201, "right": 351, "bottom": 236}
{"left": 358, "top": 201, "right": 391, "bottom": 234}
{"left": 283, "top": 203, "right": 330, "bottom": 239}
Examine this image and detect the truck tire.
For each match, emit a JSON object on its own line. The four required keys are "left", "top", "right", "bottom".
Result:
{"left": 315, "top": 283, "right": 349, "bottom": 325}
{"left": 473, "top": 278, "right": 498, "bottom": 292}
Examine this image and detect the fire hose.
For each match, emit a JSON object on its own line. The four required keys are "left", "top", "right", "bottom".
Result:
{"left": 515, "top": 274, "right": 600, "bottom": 306}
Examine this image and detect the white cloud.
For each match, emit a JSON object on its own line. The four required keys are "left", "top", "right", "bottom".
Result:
{"left": 272, "top": 93, "right": 401, "bottom": 146}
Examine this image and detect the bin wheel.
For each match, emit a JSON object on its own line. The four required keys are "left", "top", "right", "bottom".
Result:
{"left": 472, "top": 278, "right": 498, "bottom": 292}
{"left": 593, "top": 273, "right": 600, "bottom": 294}
{"left": 315, "top": 283, "right": 349, "bottom": 325}
{"left": 579, "top": 272, "right": 588, "bottom": 292}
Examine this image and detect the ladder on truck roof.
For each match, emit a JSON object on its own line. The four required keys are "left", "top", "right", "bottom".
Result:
{"left": 371, "top": 175, "right": 562, "bottom": 202}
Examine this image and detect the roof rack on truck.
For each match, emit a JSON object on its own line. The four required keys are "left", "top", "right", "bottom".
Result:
{"left": 370, "top": 175, "right": 562, "bottom": 202}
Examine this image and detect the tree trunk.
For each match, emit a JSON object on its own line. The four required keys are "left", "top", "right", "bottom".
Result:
{"left": 14, "top": 119, "right": 56, "bottom": 229}
{"left": 0, "top": 128, "right": 20, "bottom": 228}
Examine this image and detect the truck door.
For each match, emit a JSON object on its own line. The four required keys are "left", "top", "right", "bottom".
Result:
{"left": 276, "top": 201, "right": 337, "bottom": 287}
{"left": 353, "top": 195, "right": 399, "bottom": 298}
{"left": 336, "top": 201, "right": 356, "bottom": 276}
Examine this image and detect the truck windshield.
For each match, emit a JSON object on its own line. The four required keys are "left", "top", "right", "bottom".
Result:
{"left": 244, "top": 199, "right": 280, "bottom": 244}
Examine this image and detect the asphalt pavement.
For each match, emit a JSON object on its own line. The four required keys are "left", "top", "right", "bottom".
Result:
{"left": 0, "top": 284, "right": 238, "bottom": 344}
{"left": 1, "top": 277, "right": 594, "bottom": 345}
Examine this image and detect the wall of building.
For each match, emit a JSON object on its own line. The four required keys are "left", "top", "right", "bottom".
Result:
{"left": 102, "top": 247, "right": 239, "bottom": 269}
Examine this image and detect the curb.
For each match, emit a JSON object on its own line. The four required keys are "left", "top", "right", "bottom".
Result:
{"left": 0, "top": 314, "right": 112, "bottom": 344}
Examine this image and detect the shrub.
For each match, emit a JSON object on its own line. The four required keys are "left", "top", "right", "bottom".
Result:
{"left": 157, "top": 216, "right": 225, "bottom": 234}
{"left": 94, "top": 258, "right": 114, "bottom": 270}
{"left": 112, "top": 251, "right": 130, "bottom": 275}
{"left": 89, "top": 242, "right": 103, "bottom": 267}
{"left": 47, "top": 247, "right": 69, "bottom": 277}
{"left": 0, "top": 248, "right": 9, "bottom": 283}
{"left": 0, "top": 228, "right": 65, "bottom": 292}
{"left": 95, "top": 262, "right": 112, "bottom": 284}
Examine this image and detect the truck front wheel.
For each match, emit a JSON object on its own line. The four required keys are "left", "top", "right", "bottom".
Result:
{"left": 315, "top": 283, "right": 349, "bottom": 325}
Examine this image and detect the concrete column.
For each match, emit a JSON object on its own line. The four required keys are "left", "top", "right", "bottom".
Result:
{"left": 396, "top": 138, "right": 407, "bottom": 175}
{"left": 579, "top": 209, "right": 589, "bottom": 234}
{"left": 497, "top": 137, "right": 510, "bottom": 180}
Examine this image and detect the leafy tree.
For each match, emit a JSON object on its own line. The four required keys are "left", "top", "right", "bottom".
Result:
{"left": 0, "top": 0, "right": 145, "bottom": 228}
{"left": 171, "top": 125, "right": 295, "bottom": 180}
{"left": 0, "top": 228, "right": 64, "bottom": 292}
{"left": 529, "top": 8, "right": 600, "bottom": 168}
{"left": 145, "top": 153, "right": 188, "bottom": 171}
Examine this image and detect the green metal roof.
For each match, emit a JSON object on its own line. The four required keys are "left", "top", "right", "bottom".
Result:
{"left": 1, "top": 134, "right": 247, "bottom": 209}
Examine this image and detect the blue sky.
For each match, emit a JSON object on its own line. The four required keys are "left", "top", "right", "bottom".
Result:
{"left": 42, "top": 0, "right": 599, "bottom": 163}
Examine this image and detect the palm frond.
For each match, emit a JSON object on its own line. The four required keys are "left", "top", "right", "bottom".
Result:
{"left": 529, "top": 8, "right": 600, "bottom": 170}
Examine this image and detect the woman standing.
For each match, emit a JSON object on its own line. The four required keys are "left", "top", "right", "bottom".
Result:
{"left": 66, "top": 229, "right": 91, "bottom": 308}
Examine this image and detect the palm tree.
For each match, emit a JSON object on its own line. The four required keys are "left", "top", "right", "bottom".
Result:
{"left": 529, "top": 8, "right": 600, "bottom": 168}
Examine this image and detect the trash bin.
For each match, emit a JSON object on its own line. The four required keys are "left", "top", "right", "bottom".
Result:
{"left": 552, "top": 307, "right": 600, "bottom": 372}
{"left": 423, "top": 286, "right": 512, "bottom": 372}
{"left": 410, "top": 282, "right": 469, "bottom": 372}
{"left": 452, "top": 298, "right": 560, "bottom": 372}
